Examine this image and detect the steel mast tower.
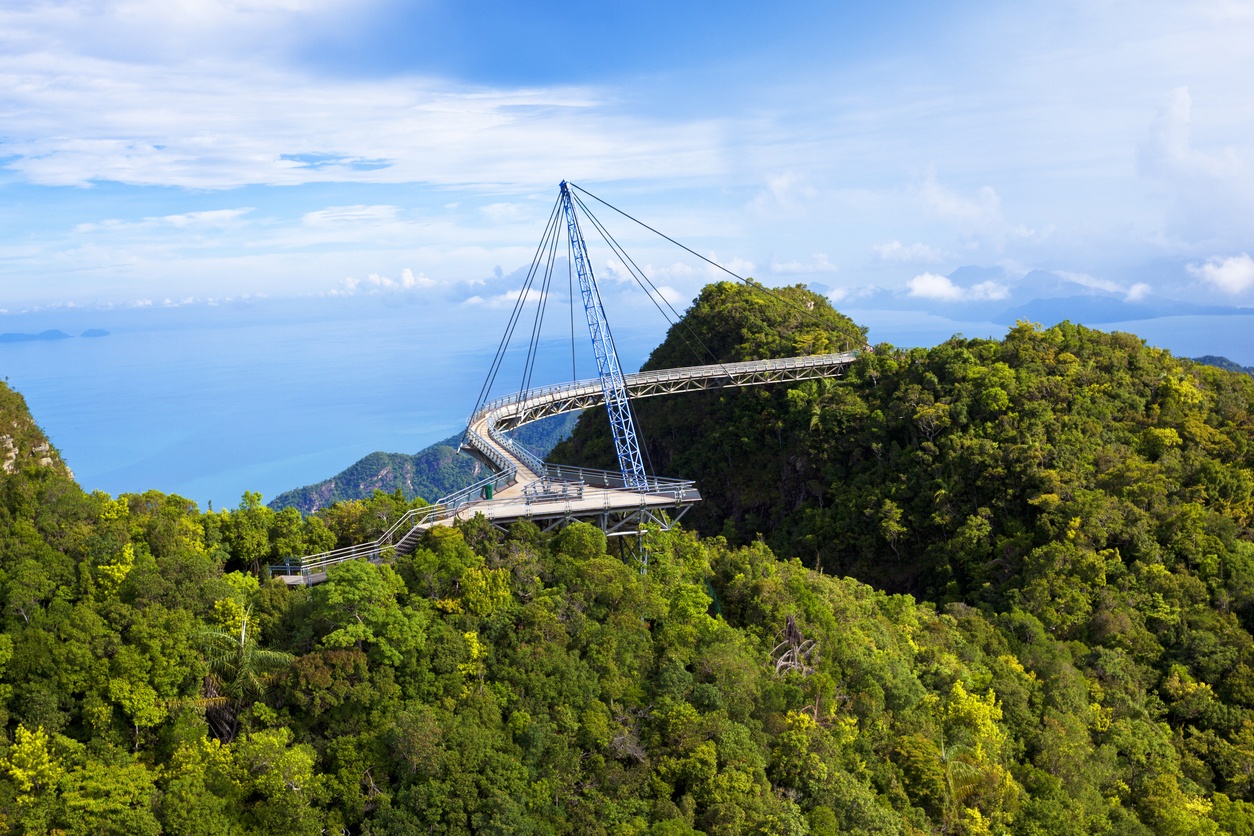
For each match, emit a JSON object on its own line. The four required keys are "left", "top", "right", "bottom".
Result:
{"left": 559, "top": 181, "right": 649, "bottom": 490}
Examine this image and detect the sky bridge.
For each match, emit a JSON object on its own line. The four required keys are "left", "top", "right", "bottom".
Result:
{"left": 272, "top": 352, "right": 858, "bottom": 585}
{"left": 272, "top": 183, "right": 867, "bottom": 585}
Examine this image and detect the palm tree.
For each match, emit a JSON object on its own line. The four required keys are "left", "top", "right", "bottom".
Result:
{"left": 200, "top": 607, "right": 293, "bottom": 742}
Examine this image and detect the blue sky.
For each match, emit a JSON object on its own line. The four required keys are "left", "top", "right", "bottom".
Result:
{"left": 2, "top": 0, "right": 1253, "bottom": 320}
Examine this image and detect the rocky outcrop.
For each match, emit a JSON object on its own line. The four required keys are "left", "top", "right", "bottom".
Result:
{"left": 0, "top": 383, "right": 74, "bottom": 480}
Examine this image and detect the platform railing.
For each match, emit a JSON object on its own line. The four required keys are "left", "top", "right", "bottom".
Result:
{"left": 275, "top": 352, "right": 855, "bottom": 582}
{"left": 270, "top": 462, "right": 517, "bottom": 581}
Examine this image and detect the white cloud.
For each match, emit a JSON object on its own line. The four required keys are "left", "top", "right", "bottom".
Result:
{"left": 1138, "top": 86, "right": 1253, "bottom": 242}
{"left": 907, "top": 272, "right": 1009, "bottom": 302}
{"left": 873, "top": 241, "right": 942, "bottom": 262}
{"left": 1187, "top": 254, "right": 1254, "bottom": 294}
{"left": 1056, "top": 271, "right": 1123, "bottom": 293}
{"left": 641, "top": 262, "right": 699, "bottom": 282}
{"left": 825, "top": 285, "right": 879, "bottom": 304}
{"left": 770, "top": 253, "right": 838, "bottom": 275}
{"left": 0, "top": 40, "right": 726, "bottom": 191}
{"left": 480, "top": 203, "right": 532, "bottom": 223}
{"left": 74, "top": 207, "right": 253, "bottom": 233}
{"left": 162, "top": 208, "right": 254, "bottom": 228}
{"left": 334, "top": 268, "right": 438, "bottom": 295}
{"left": 463, "top": 287, "right": 547, "bottom": 309}
{"left": 401, "top": 268, "right": 437, "bottom": 289}
{"left": 656, "top": 285, "right": 684, "bottom": 306}
{"left": 1126, "top": 282, "right": 1152, "bottom": 302}
{"left": 921, "top": 173, "right": 1002, "bottom": 233}
{"left": 303, "top": 205, "right": 398, "bottom": 226}
{"left": 704, "top": 254, "right": 753, "bottom": 279}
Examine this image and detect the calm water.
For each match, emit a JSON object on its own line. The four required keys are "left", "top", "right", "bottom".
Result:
{"left": 0, "top": 298, "right": 661, "bottom": 509}
{"left": 2, "top": 299, "right": 1250, "bottom": 509}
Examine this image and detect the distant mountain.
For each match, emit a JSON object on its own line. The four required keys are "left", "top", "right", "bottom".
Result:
{"left": 81, "top": 329, "right": 110, "bottom": 338}
{"left": 0, "top": 329, "right": 73, "bottom": 343}
{"left": 995, "top": 294, "right": 1254, "bottom": 325}
{"left": 1193, "top": 355, "right": 1254, "bottom": 376}
{"left": 268, "top": 412, "right": 580, "bottom": 514}
{"left": 267, "top": 439, "right": 480, "bottom": 514}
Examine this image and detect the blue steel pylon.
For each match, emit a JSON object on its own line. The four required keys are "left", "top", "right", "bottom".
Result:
{"left": 559, "top": 181, "right": 649, "bottom": 490}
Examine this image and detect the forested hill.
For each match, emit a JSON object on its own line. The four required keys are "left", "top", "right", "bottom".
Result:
{"left": 1195, "top": 355, "right": 1254, "bottom": 377}
{"left": 4, "top": 282, "right": 1254, "bottom": 833}
{"left": 267, "top": 439, "right": 481, "bottom": 514}
{"left": 554, "top": 280, "right": 1254, "bottom": 598}
{"left": 269, "top": 413, "right": 580, "bottom": 514}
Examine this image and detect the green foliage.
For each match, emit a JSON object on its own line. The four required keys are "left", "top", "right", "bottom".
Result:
{"left": 3, "top": 293, "right": 1254, "bottom": 832}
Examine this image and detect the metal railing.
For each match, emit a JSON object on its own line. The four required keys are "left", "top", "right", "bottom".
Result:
{"left": 468, "top": 351, "right": 860, "bottom": 431}
{"left": 270, "top": 460, "right": 517, "bottom": 582}
{"left": 522, "top": 478, "right": 585, "bottom": 505}
{"left": 276, "top": 352, "right": 853, "bottom": 583}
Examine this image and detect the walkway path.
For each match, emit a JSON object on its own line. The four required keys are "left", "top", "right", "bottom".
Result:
{"left": 273, "top": 351, "right": 858, "bottom": 585}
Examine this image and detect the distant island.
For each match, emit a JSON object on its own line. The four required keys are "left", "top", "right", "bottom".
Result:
{"left": 0, "top": 329, "right": 73, "bottom": 343}
{"left": 0, "top": 328, "right": 110, "bottom": 343}
{"left": 1194, "top": 354, "right": 1254, "bottom": 376}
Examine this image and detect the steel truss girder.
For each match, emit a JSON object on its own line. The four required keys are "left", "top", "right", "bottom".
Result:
{"left": 483, "top": 503, "right": 693, "bottom": 538}
{"left": 490, "top": 351, "right": 858, "bottom": 431}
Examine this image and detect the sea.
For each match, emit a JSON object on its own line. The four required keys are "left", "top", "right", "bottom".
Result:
{"left": 2, "top": 297, "right": 1251, "bottom": 511}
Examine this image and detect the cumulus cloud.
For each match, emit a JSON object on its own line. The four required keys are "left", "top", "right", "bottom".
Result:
{"left": 401, "top": 268, "right": 437, "bottom": 289}
{"left": 655, "top": 285, "right": 684, "bottom": 306}
{"left": 704, "top": 254, "right": 753, "bottom": 278}
{"left": 749, "top": 172, "right": 820, "bottom": 216}
{"left": 463, "top": 287, "right": 547, "bottom": 309}
{"left": 1126, "top": 282, "right": 1152, "bottom": 302}
{"left": 907, "top": 273, "right": 1009, "bottom": 302}
{"left": 874, "top": 241, "right": 942, "bottom": 262}
{"left": 334, "top": 267, "right": 438, "bottom": 295}
{"left": 921, "top": 173, "right": 1002, "bottom": 233}
{"left": 1138, "top": 87, "right": 1253, "bottom": 243}
{"left": 1187, "top": 254, "right": 1254, "bottom": 294}
{"left": 640, "top": 262, "right": 699, "bottom": 282}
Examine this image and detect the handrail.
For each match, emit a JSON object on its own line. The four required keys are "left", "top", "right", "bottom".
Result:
{"left": 277, "top": 352, "right": 855, "bottom": 582}
{"left": 468, "top": 351, "right": 859, "bottom": 426}
{"left": 271, "top": 455, "right": 518, "bottom": 579}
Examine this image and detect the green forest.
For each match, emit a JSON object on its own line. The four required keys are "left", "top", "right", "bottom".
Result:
{"left": 2, "top": 280, "right": 1254, "bottom": 834}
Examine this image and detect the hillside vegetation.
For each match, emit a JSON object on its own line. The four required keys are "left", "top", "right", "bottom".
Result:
{"left": 0, "top": 282, "right": 1253, "bottom": 834}
{"left": 270, "top": 414, "right": 580, "bottom": 514}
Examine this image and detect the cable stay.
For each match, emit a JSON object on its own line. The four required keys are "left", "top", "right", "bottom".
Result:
{"left": 468, "top": 180, "right": 869, "bottom": 489}
{"left": 275, "top": 183, "right": 872, "bottom": 583}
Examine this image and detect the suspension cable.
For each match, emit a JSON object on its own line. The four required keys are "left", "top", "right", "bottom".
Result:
{"left": 571, "top": 190, "right": 727, "bottom": 373}
{"left": 518, "top": 211, "right": 563, "bottom": 399}
{"left": 570, "top": 182, "right": 870, "bottom": 352}
{"left": 469, "top": 192, "right": 563, "bottom": 423}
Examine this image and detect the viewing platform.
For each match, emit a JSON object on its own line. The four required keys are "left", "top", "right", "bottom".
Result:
{"left": 272, "top": 351, "right": 857, "bottom": 586}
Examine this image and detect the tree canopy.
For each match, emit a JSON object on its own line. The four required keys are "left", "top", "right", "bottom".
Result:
{"left": 2, "top": 279, "right": 1254, "bottom": 834}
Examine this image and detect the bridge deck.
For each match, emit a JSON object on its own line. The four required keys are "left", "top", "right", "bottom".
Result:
{"left": 274, "top": 351, "right": 857, "bottom": 585}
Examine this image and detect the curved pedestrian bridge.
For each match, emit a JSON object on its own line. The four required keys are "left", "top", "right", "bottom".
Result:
{"left": 273, "top": 350, "right": 859, "bottom": 585}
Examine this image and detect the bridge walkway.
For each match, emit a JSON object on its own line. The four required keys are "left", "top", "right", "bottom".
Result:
{"left": 272, "top": 350, "right": 858, "bottom": 585}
